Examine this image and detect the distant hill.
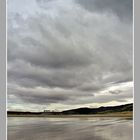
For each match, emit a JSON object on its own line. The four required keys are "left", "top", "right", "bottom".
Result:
{"left": 8, "top": 103, "right": 133, "bottom": 116}
{"left": 61, "top": 103, "right": 133, "bottom": 115}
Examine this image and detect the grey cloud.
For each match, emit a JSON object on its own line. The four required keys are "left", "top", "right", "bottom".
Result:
{"left": 8, "top": 86, "right": 93, "bottom": 105}
{"left": 8, "top": 11, "right": 132, "bottom": 89}
{"left": 8, "top": 0, "right": 133, "bottom": 110}
{"left": 8, "top": 60, "right": 94, "bottom": 89}
{"left": 76, "top": 0, "right": 133, "bottom": 22}
{"left": 8, "top": 28, "right": 93, "bottom": 69}
{"left": 8, "top": 84, "right": 132, "bottom": 106}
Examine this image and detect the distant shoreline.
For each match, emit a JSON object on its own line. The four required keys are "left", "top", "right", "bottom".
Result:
{"left": 8, "top": 111, "right": 133, "bottom": 118}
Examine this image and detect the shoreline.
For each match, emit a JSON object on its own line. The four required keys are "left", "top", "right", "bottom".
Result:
{"left": 8, "top": 112, "right": 133, "bottom": 118}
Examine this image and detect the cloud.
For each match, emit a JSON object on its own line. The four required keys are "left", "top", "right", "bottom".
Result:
{"left": 8, "top": 0, "right": 133, "bottom": 111}
{"left": 76, "top": 0, "right": 133, "bottom": 22}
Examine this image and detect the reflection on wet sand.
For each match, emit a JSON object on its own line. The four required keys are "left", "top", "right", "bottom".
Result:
{"left": 8, "top": 117, "right": 133, "bottom": 140}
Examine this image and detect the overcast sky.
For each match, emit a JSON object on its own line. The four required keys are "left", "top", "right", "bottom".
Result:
{"left": 8, "top": 0, "right": 133, "bottom": 112}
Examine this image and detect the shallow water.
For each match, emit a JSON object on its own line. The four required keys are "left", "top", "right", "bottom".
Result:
{"left": 8, "top": 117, "right": 133, "bottom": 140}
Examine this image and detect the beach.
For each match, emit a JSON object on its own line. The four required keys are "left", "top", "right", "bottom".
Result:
{"left": 8, "top": 116, "right": 133, "bottom": 140}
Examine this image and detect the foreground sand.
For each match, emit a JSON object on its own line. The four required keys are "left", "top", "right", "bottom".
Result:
{"left": 8, "top": 116, "right": 133, "bottom": 140}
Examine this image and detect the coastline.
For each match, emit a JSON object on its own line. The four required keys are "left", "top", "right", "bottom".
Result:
{"left": 8, "top": 111, "right": 133, "bottom": 118}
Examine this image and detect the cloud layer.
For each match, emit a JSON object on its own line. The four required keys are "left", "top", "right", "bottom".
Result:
{"left": 8, "top": 0, "right": 133, "bottom": 111}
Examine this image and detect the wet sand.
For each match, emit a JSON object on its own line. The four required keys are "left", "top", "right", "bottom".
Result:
{"left": 8, "top": 117, "right": 133, "bottom": 140}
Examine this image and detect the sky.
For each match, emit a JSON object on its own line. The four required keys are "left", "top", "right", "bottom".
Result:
{"left": 8, "top": 0, "right": 133, "bottom": 112}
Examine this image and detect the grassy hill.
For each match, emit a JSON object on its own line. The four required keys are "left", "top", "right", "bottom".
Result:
{"left": 61, "top": 103, "right": 133, "bottom": 115}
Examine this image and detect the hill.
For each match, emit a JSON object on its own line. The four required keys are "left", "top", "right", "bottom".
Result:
{"left": 61, "top": 103, "right": 133, "bottom": 115}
